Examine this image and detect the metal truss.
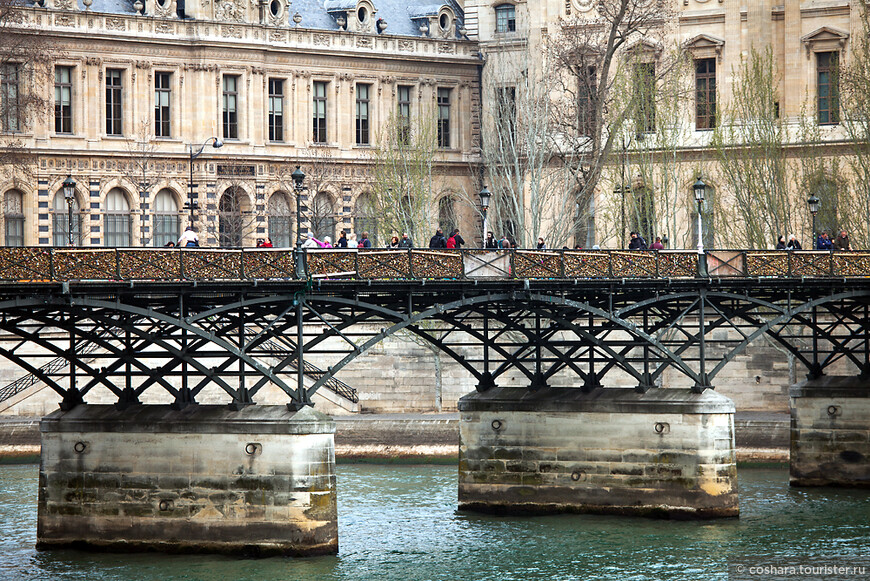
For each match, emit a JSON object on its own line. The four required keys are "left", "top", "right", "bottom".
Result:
{"left": 0, "top": 277, "right": 867, "bottom": 409}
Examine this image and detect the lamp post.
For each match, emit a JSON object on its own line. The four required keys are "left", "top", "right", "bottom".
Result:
{"left": 693, "top": 177, "right": 707, "bottom": 254}
{"left": 479, "top": 185, "right": 491, "bottom": 247}
{"left": 62, "top": 175, "right": 76, "bottom": 246}
{"left": 292, "top": 166, "right": 306, "bottom": 277}
{"left": 187, "top": 137, "right": 223, "bottom": 224}
{"left": 807, "top": 194, "right": 820, "bottom": 250}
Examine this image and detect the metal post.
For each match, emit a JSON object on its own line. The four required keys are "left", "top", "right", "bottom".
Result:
{"left": 697, "top": 200, "right": 704, "bottom": 255}
{"left": 292, "top": 166, "right": 306, "bottom": 278}
{"left": 187, "top": 137, "right": 223, "bottom": 225}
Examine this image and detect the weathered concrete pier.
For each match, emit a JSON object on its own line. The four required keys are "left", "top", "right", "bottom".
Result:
{"left": 37, "top": 405, "right": 337, "bottom": 556}
{"left": 790, "top": 377, "right": 870, "bottom": 488}
{"left": 458, "top": 387, "right": 738, "bottom": 518}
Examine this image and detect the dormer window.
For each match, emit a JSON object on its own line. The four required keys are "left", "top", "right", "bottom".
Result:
{"left": 358, "top": 6, "right": 367, "bottom": 23}
{"left": 495, "top": 4, "right": 516, "bottom": 33}
{"left": 440, "top": 13, "right": 450, "bottom": 30}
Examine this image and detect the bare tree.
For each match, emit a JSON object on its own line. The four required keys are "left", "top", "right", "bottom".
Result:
{"left": 479, "top": 46, "right": 581, "bottom": 248}
{"left": 368, "top": 108, "right": 440, "bottom": 243}
{"left": 548, "top": 0, "right": 678, "bottom": 247}
{"left": 840, "top": 4, "right": 870, "bottom": 248}
{"left": 615, "top": 45, "right": 695, "bottom": 249}
{"left": 710, "top": 47, "right": 794, "bottom": 248}
{"left": 0, "top": 0, "right": 54, "bottom": 171}
{"left": 122, "top": 120, "right": 160, "bottom": 246}
{"left": 207, "top": 160, "right": 258, "bottom": 247}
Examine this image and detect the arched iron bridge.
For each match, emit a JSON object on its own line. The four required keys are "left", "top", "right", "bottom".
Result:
{"left": 0, "top": 247, "right": 868, "bottom": 410}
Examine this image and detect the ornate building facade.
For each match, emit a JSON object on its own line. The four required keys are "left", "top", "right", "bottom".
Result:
{"left": 0, "top": 0, "right": 481, "bottom": 247}
{"left": 463, "top": 0, "right": 862, "bottom": 249}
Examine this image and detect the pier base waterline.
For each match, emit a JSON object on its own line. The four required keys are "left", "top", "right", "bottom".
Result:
{"left": 37, "top": 404, "right": 337, "bottom": 557}
{"left": 458, "top": 386, "right": 739, "bottom": 519}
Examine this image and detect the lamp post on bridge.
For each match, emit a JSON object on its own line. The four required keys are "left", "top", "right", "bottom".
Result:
{"left": 187, "top": 137, "right": 223, "bottom": 224}
{"left": 292, "top": 166, "right": 306, "bottom": 278}
{"left": 693, "top": 177, "right": 707, "bottom": 255}
{"left": 479, "top": 185, "right": 491, "bottom": 247}
{"left": 693, "top": 177, "right": 708, "bottom": 277}
{"left": 62, "top": 175, "right": 76, "bottom": 247}
{"left": 808, "top": 194, "right": 820, "bottom": 250}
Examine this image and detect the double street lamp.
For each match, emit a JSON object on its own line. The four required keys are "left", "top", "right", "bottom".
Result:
{"left": 808, "top": 194, "right": 820, "bottom": 250}
{"left": 188, "top": 137, "right": 223, "bottom": 223}
{"left": 291, "top": 166, "right": 306, "bottom": 277}
{"left": 479, "top": 185, "right": 491, "bottom": 247}
{"left": 62, "top": 175, "right": 77, "bottom": 247}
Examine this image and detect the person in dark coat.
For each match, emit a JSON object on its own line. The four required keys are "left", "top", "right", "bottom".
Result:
{"left": 336, "top": 231, "right": 348, "bottom": 248}
{"left": 452, "top": 229, "right": 465, "bottom": 248}
{"left": 834, "top": 230, "right": 851, "bottom": 251}
{"left": 485, "top": 231, "right": 498, "bottom": 249}
{"left": 786, "top": 234, "right": 801, "bottom": 250}
{"left": 429, "top": 228, "right": 447, "bottom": 249}
{"left": 397, "top": 232, "right": 413, "bottom": 248}
{"left": 628, "top": 232, "right": 647, "bottom": 250}
{"left": 816, "top": 231, "right": 833, "bottom": 250}
{"left": 776, "top": 235, "right": 787, "bottom": 250}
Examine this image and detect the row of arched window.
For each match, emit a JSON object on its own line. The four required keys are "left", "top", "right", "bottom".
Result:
{"left": 2, "top": 186, "right": 435, "bottom": 248}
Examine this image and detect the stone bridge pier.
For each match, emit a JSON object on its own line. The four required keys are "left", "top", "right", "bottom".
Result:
{"left": 458, "top": 387, "right": 739, "bottom": 518}
{"left": 790, "top": 377, "right": 870, "bottom": 488}
{"left": 37, "top": 405, "right": 337, "bottom": 556}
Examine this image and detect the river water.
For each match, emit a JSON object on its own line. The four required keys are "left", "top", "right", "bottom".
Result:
{"left": 1, "top": 463, "right": 868, "bottom": 581}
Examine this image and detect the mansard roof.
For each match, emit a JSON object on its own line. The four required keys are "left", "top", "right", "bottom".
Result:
{"left": 76, "top": 0, "right": 464, "bottom": 38}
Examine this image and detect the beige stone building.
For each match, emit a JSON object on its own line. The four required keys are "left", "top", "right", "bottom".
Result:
{"left": 463, "top": 0, "right": 863, "bottom": 249}
{"left": 0, "top": 0, "right": 481, "bottom": 248}
{"left": 0, "top": 0, "right": 863, "bottom": 249}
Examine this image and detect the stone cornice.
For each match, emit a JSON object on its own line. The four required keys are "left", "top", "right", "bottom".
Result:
{"left": 17, "top": 7, "right": 481, "bottom": 65}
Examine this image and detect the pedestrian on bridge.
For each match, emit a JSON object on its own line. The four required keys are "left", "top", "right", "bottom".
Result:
{"left": 398, "top": 232, "right": 413, "bottom": 248}
{"left": 177, "top": 226, "right": 199, "bottom": 247}
{"left": 776, "top": 236, "right": 787, "bottom": 250}
{"left": 834, "top": 231, "right": 851, "bottom": 251}
{"left": 817, "top": 231, "right": 833, "bottom": 250}
{"left": 485, "top": 231, "right": 498, "bottom": 249}
{"left": 787, "top": 234, "right": 802, "bottom": 250}
{"left": 429, "top": 229, "right": 447, "bottom": 249}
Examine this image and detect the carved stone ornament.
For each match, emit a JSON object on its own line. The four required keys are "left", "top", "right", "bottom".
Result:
{"left": 573, "top": 0, "right": 595, "bottom": 12}
{"left": 54, "top": 0, "right": 74, "bottom": 9}
{"left": 55, "top": 14, "right": 75, "bottom": 27}
{"left": 215, "top": 0, "right": 245, "bottom": 23}
{"left": 106, "top": 17, "right": 126, "bottom": 31}
{"left": 154, "top": 0, "right": 175, "bottom": 18}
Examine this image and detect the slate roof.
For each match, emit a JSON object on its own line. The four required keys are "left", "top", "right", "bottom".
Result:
{"left": 75, "top": 0, "right": 465, "bottom": 38}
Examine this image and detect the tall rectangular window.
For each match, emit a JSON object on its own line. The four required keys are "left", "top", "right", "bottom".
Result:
{"left": 313, "top": 81, "right": 327, "bottom": 143}
{"left": 223, "top": 75, "right": 239, "bottom": 139}
{"left": 54, "top": 66, "right": 72, "bottom": 134}
{"left": 695, "top": 58, "right": 716, "bottom": 130}
{"left": 495, "top": 86, "right": 516, "bottom": 144}
{"left": 397, "top": 85, "right": 411, "bottom": 144}
{"left": 577, "top": 66, "right": 597, "bottom": 136}
{"left": 356, "top": 83, "right": 370, "bottom": 145}
{"left": 817, "top": 51, "right": 840, "bottom": 126}
{"left": 1, "top": 64, "right": 20, "bottom": 133}
{"left": 437, "top": 88, "right": 451, "bottom": 148}
{"left": 154, "top": 72, "right": 171, "bottom": 137}
{"left": 268, "top": 78, "right": 284, "bottom": 142}
{"left": 105, "top": 69, "right": 123, "bottom": 136}
{"left": 635, "top": 62, "right": 655, "bottom": 134}
{"left": 495, "top": 4, "right": 516, "bottom": 33}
